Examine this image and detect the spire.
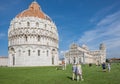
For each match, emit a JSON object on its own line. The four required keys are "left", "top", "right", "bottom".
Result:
{"left": 29, "top": 0, "right": 40, "bottom": 11}
{"left": 34, "top": 0, "right": 36, "bottom": 2}
{"left": 32, "top": 0, "right": 38, "bottom": 4}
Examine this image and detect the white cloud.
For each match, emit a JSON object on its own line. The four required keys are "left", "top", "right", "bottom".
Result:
{"left": 59, "top": 50, "right": 68, "bottom": 59}
{"left": 90, "top": 1, "right": 120, "bottom": 23}
{"left": 60, "top": 50, "right": 68, "bottom": 54}
{"left": 78, "top": 11, "right": 120, "bottom": 58}
{"left": 97, "top": 11, "right": 120, "bottom": 26}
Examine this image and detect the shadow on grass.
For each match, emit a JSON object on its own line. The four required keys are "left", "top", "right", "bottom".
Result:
{"left": 67, "top": 76, "right": 77, "bottom": 81}
{"left": 67, "top": 76, "right": 72, "bottom": 80}
{"left": 97, "top": 70, "right": 107, "bottom": 72}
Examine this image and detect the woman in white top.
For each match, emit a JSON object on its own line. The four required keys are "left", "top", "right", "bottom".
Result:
{"left": 107, "top": 63, "right": 111, "bottom": 72}
{"left": 76, "top": 63, "right": 84, "bottom": 81}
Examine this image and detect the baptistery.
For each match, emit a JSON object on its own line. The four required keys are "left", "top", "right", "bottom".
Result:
{"left": 8, "top": 1, "right": 59, "bottom": 66}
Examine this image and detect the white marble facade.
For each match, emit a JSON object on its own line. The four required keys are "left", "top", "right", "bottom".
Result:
{"left": 8, "top": 1, "right": 59, "bottom": 66}
{"left": 64, "top": 43, "right": 106, "bottom": 65}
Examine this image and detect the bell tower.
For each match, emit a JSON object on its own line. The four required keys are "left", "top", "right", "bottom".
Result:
{"left": 99, "top": 43, "right": 106, "bottom": 63}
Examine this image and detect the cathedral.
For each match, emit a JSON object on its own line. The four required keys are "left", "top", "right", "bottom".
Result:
{"left": 8, "top": 1, "right": 59, "bottom": 66}
{"left": 64, "top": 43, "right": 106, "bottom": 65}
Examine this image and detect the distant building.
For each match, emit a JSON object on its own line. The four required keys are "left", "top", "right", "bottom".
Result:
{"left": 0, "top": 57, "right": 8, "bottom": 66}
{"left": 109, "top": 58, "right": 120, "bottom": 63}
{"left": 64, "top": 43, "right": 106, "bottom": 64}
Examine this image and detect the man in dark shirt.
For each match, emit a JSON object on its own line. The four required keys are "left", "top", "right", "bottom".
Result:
{"left": 102, "top": 62, "right": 106, "bottom": 71}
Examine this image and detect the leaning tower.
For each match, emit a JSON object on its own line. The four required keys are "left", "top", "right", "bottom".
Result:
{"left": 99, "top": 43, "right": 106, "bottom": 63}
{"left": 8, "top": 1, "right": 59, "bottom": 66}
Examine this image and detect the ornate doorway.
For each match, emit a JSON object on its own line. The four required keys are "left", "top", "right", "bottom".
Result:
{"left": 52, "top": 49, "right": 55, "bottom": 65}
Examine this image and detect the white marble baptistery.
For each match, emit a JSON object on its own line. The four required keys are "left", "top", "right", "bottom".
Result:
{"left": 8, "top": 1, "right": 59, "bottom": 66}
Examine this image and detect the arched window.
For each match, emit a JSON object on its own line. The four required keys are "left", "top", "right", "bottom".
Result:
{"left": 51, "top": 49, "right": 55, "bottom": 65}
{"left": 45, "top": 24, "right": 47, "bottom": 28}
{"left": 27, "top": 22, "right": 30, "bottom": 27}
{"left": 74, "top": 57, "right": 76, "bottom": 64}
{"left": 19, "top": 22, "right": 21, "bottom": 26}
{"left": 38, "top": 50, "right": 40, "bottom": 56}
{"left": 47, "top": 42, "right": 49, "bottom": 45}
{"left": 38, "top": 35, "right": 40, "bottom": 41}
{"left": 25, "top": 35, "right": 27, "bottom": 41}
{"left": 51, "top": 27, "right": 52, "bottom": 31}
{"left": 52, "top": 56, "right": 54, "bottom": 65}
{"left": 28, "top": 50, "right": 30, "bottom": 56}
{"left": 13, "top": 54, "right": 15, "bottom": 65}
{"left": 36, "top": 22, "right": 39, "bottom": 27}
{"left": 79, "top": 58, "right": 81, "bottom": 64}
{"left": 47, "top": 50, "right": 49, "bottom": 56}
{"left": 18, "top": 50, "right": 21, "bottom": 56}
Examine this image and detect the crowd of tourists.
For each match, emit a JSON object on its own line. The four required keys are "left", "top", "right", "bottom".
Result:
{"left": 58, "top": 60, "right": 111, "bottom": 82}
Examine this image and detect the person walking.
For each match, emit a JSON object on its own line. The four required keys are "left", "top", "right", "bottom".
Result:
{"left": 102, "top": 62, "right": 106, "bottom": 72}
{"left": 62, "top": 60, "right": 65, "bottom": 70}
{"left": 107, "top": 63, "right": 111, "bottom": 72}
{"left": 76, "top": 63, "right": 84, "bottom": 81}
{"left": 72, "top": 63, "right": 76, "bottom": 80}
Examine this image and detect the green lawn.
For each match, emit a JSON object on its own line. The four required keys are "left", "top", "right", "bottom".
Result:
{"left": 0, "top": 63, "right": 120, "bottom": 84}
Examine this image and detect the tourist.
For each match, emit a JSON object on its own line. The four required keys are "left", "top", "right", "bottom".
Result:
{"left": 102, "top": 62, "right": 106, "bottom": 71}
{"left": 107, "top": 63, "right": 111, "bottom": 72}
{"left": 72, "top": 63, "right": 76, "bottom": 80}
{"left": 62, "top": 60, "right": 66, "bottom": 70}
{"left": 75, "top": 63, "right": 84, "bottom": 81}
{"left": 64, "top": 59, "right": 66, "bottom": 70}
{"left": 89, "top": 63, "right": 92, "bottom": 67}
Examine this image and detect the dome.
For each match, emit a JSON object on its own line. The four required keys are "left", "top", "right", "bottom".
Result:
{"left": 70, "top": 43, "right": 78, "bottom": 49}
{"left": 16, "top": 1, "right": 46, "bottom": 19}
{"left": 82, "top": 44, "right": 89, "bottom": 50}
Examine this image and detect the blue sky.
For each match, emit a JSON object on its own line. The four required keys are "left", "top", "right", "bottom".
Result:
{"left": 0, "top": 0, "right": 120, "bottom": 58}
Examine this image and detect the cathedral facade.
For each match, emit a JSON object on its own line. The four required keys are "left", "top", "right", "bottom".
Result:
{"left": 64, "top": 43, "right": 106, "bottom": 65}
{"left": 8, "top": 1, "right": 59, "bottom": 66}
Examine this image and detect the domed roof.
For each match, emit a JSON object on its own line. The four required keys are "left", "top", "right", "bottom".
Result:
{"left": 82, "top": 44, "right": 89, "bottom": 50}
{"left": 70, "top": 43, "right": 78, "bottom": 49}
{"left": 16, "top": 1, "right": 46, "bottom": 19}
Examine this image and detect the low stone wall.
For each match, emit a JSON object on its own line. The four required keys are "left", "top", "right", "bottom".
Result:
{"left": 0, "top": 57, "right": 8, "bottom": 66}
